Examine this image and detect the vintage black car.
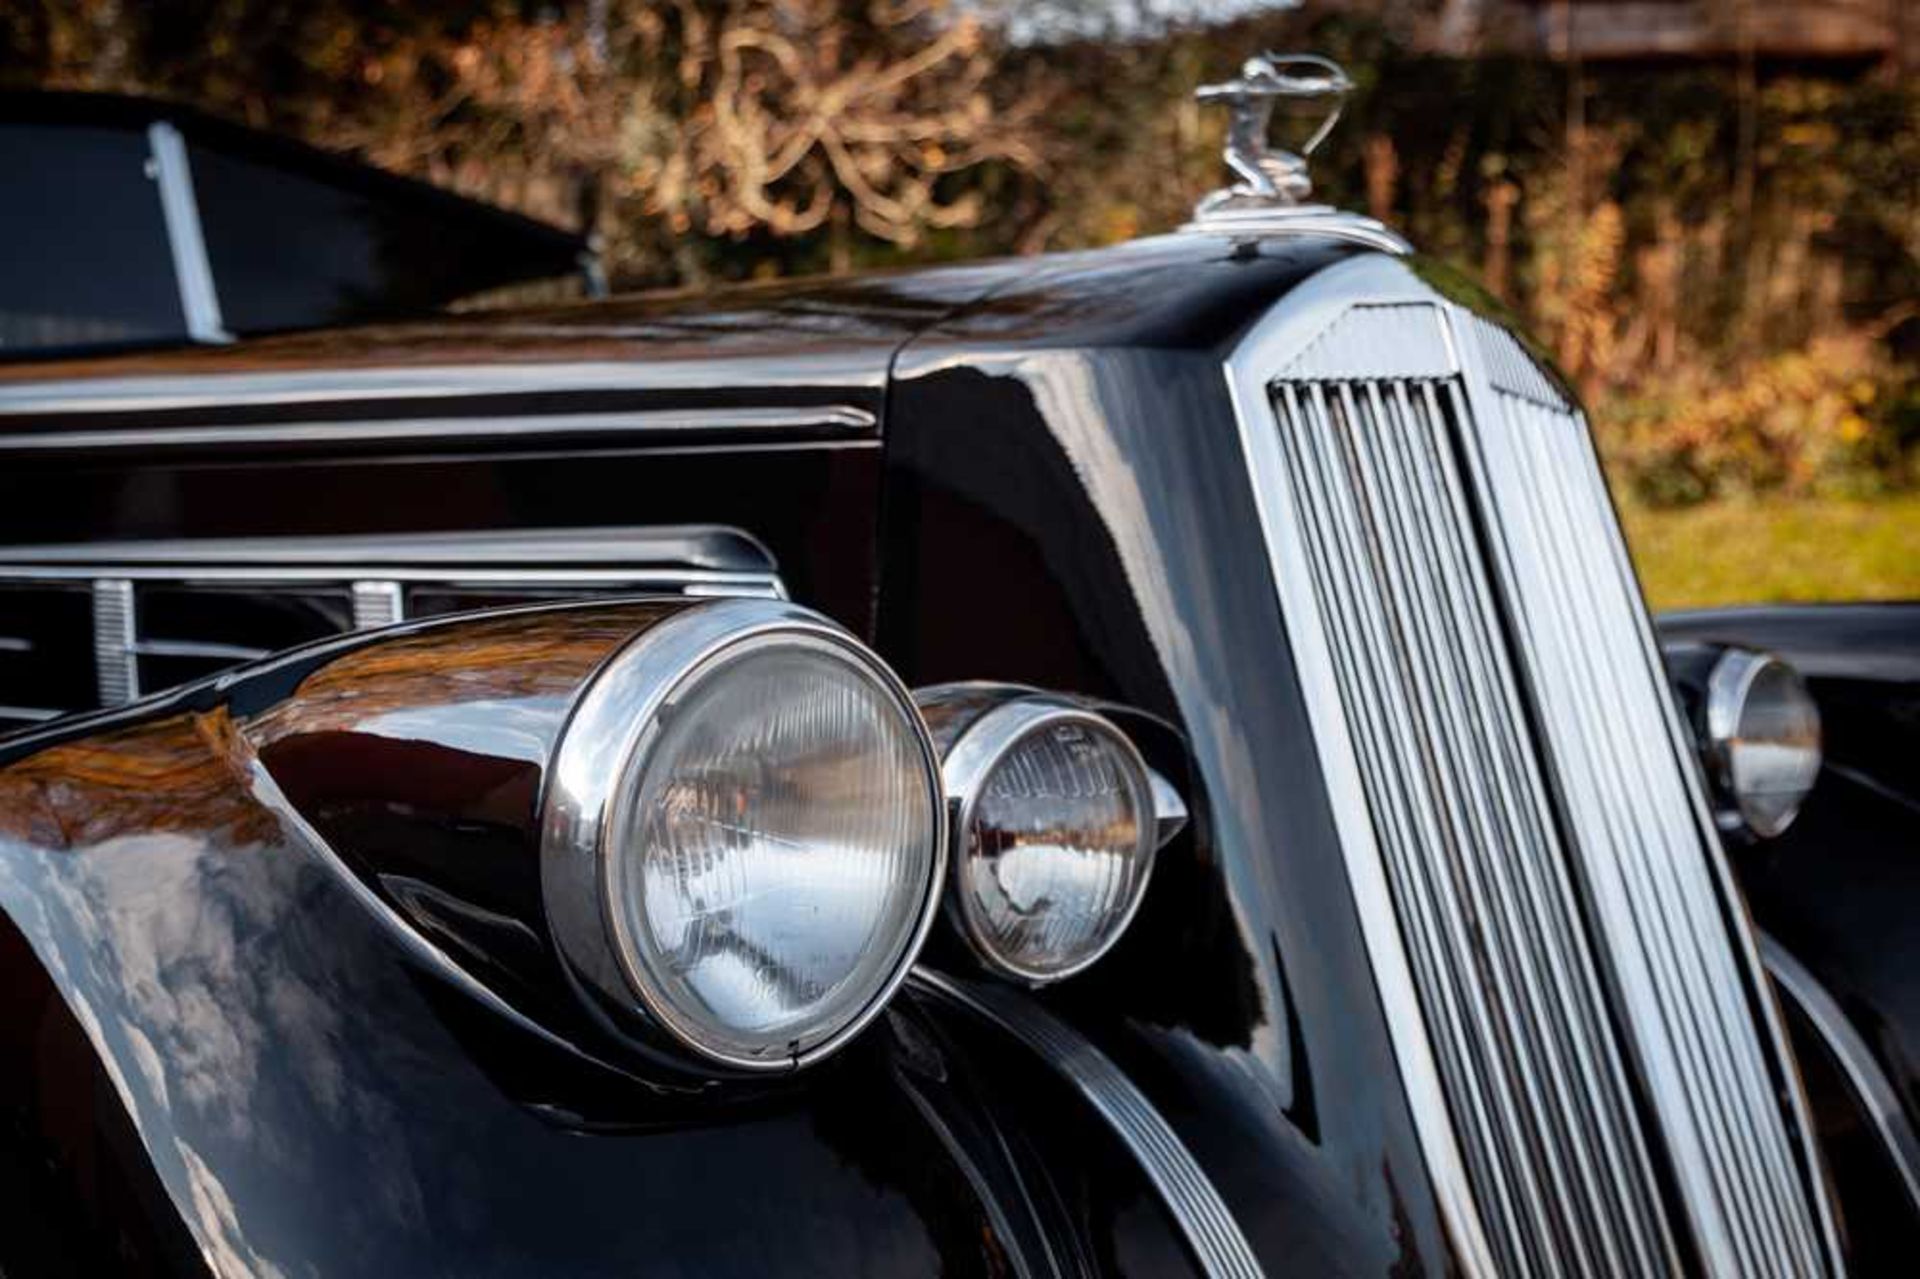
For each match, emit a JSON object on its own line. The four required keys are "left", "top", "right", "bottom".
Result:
{"left": 0, "top": 56, "right": 1914, "bottom": 1279}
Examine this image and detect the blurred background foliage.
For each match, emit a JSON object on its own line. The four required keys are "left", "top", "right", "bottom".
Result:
{"left": 3, "top": 0, "right": 1915, "bottom": 601}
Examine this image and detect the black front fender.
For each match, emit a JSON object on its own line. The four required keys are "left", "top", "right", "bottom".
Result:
{"left": 0, "top": 605, "right": 1207, "bottom": 1278}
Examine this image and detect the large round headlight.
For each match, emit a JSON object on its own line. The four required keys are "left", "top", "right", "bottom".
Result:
{"left": 542, "top": 599, "right": 944, "bottom": 1071}
{"left": 1705, "top": 648, "right": 1822, "bottom": 839}
{"left": 940, "top": 696, "right": 1157, "bottom": 984}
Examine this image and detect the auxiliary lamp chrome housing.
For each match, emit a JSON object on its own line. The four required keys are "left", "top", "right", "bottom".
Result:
{"left": 1702, "top": 647, "right": 1823, "bottom": 840}
{"left": 917, "top": 685, "right": 1189, "bottom": 986}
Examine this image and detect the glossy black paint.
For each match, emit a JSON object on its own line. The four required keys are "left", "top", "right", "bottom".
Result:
{"left": 1774, "top": 977, "right": 1920, "bottom": 1275}
{"left": 1659, "top": 608, "right": 1920, "bottom": 1088}
{"left": 0, "top": 269, "right": 1033, "bottom": 639}
{"left": 6, "top": 227, "right": 1903, "bottom": 1275}
{"left": 0, "top": 602, "right": 1206, "bottom": 1277}
{"left": 0, "top": 261, "right": 1024, "bottom": 448}
{"left": 0, "top": 235, "right": 1463, "bottom": 1276}
{"left": 1658, "top": 604, "right": 1920, "bottom": 807}
{"left": 883, "top": 233, "right": 1454, "bottom": 1274}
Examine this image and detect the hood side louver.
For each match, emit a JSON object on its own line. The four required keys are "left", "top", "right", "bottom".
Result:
{"left": 0, "top": 527, "right": 784, "bottom": 730}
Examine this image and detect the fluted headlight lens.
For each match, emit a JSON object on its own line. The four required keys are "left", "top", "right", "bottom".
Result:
{"left": 949, "top": 703, "right": 1155, "bottom": 983}
{"left": 544, "top": 602, "right": 944, "bottom": 1072}
{"left": 1707, "top": 649, "right": 1822, "bottom": 838}
{"left": 610, "top": 636, "right": 936, "bottom": 1063}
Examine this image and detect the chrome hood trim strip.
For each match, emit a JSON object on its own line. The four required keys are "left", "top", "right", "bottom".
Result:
{"left": 910, "top": 970, "right": 1264, "bottom": 1279}
{"left": 0, "top": 405, "right": 876, "bottom": 455}
{"left": 1762, "top": 934, "right": 1920, "bottom": 1215}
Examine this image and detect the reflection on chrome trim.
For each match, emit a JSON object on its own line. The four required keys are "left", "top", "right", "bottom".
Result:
{"left": 1762, "top": 934, "right": 1920, "bottom": 1215}
{"left": 1178, "top": 206, "right": 1411, "bottom": 255}
{"left": 1223, "top": 264, "right": 1496, "bottom": 1278}
{"left": 1703, "top": 648, "right": 1822, "bottom": 838}
{"left": 91, "top": 579, "right": 139, "bottom": 706}
{"left": 0, "top": 527, "right": 785, "bottom": 596}
{"left": 1223, "top": 253, "right": 1840, "bottom": 1277}
{"left": 541, "top": 599, "right": 947, "bottom": 1073}
{"left": 1453, "top": 305, "right": 1842, "bottom": 1276}
{"left": 0, "top": 526, "right": 777, "bottom": 571}
{"left": 350, "top": 580, "right": 405, "bottom": 630}
{"left": 892, "top": 1076, "right": 1056, "bottom": 1279}
{"left": 0, "top": 528, "right": 787, "bottom": 719}
{"left": 932, "top": 694, "right": 1159, "bottom": 986}
{"left": 910, "top": 681, "right": 1190, "bottom": 854}
{"left": 0, "top": 363, "right": 883, "bottom": 418}
{"left": 0, "top": 404, "right": 876, "bottom": 454}
{"left": 910, "top": 969, "right": 1263, "bottom": 1279}
{"left": 0, "top": 566, "right": 785, "bottom": 590}
{"left": 1146, "top": 766, "right": 1190, "bottom": 851}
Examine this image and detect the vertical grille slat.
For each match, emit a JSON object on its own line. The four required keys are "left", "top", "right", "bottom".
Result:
{"left": 1273, "top": 370, "right": 1681, "bottom": 1278}
{"left": 1417, "top": 376, "right": 1671, "bottom": 1279}
{"left": 1479, "top": 386, "right": 1772, "bottom": 1273}
{"left": 1351, "top": 379, "right": 1595, "bottom": 1272}
{"left": 1468, "top": 368, "right": 1830, "bottom": 1277}
{"left": 1374, "top": 380, "right": 1639, "bottom": 1276}
{"left": 1239, "top": 279, "right": 1835, "bottom": 1277}
{"left": 1293, "top": 379, "right": 1560, "bottom": 1274}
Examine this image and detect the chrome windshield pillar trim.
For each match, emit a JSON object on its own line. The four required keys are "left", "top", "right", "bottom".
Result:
{"left": 1760, "top": 933, "right": 1920, "bottom": 1215}
{"left": 909, "top": 969, "right": 1264, "bottom": 1279}
{"left": 145, "top": 121, "right": 230, "bottom": 345}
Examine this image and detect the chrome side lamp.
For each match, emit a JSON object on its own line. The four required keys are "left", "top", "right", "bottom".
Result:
{"left": 1665, "top": 641, "right": 1824, "bottom": 840}
{"left": 917, "top": 684, "right": 1189, "bottom": 985}
{"left": 1703, "top": 648, "right": 1823, "bottom": 839}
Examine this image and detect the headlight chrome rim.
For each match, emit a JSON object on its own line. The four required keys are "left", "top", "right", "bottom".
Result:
{"left": 1704, "top": 646, "right": 1822, "bottom": 839}
{"left": 941, "top": 695, "right": 1158, "bottom": 985}
{"left": 541, "top": 598, "right": 947, "bottom": 1073}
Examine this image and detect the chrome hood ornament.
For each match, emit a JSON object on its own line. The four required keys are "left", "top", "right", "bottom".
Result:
{"left": 1186, "top": 53, "right": 1406, "bottom": 252}
{"left": 1196, "top": 52, "right": 1349, "bottom": 211}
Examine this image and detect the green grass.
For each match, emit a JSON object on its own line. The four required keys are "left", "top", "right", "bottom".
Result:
{"left": 1620, "top": 494, "right": 1920, "bottom": 612}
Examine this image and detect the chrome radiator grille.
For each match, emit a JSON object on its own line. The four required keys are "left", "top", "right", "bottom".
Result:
{"left": 1229, "top": 261, "right": 1837, "bottom": 1278}
{"left": 1269, "top": 371, "right": 1679, "bottom": 1276}
{"left": 1457, "top": 313, "right": 1830, "bottom": 1277}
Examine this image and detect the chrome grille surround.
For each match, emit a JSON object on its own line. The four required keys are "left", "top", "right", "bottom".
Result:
{"left": 1225, "top": 255, "right": 1841, "bottom": 1277}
